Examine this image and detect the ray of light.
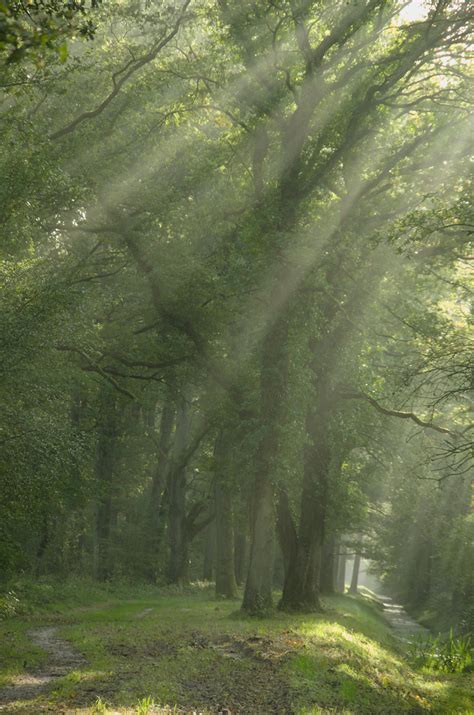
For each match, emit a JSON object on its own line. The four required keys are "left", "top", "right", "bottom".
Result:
{"left": 58, "top": 0, "right": 472, "bottom": 397}
{"left": 64, "top": 2, "right": 398, "bottom": 225}
{"left": 224, "top": 116, "right": 472, "bottom": 376}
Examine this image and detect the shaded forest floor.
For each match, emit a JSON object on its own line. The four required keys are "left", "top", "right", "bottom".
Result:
{"left": 0, "top": 584, "right": 472, "bottom": 714}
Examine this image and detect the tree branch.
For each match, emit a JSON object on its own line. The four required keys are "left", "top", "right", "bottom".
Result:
{"left": 50, "top": 0, "right": 192, "bottom": 140}
{"left": 56, "top": 344, "right": 136, "bottom": 400}
{"left": 340, "top": 388, "right": 459, "bottom": 437}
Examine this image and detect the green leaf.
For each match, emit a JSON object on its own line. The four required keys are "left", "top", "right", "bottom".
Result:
{"left": 58, "top": 41, "right": 68, "bottom": 62}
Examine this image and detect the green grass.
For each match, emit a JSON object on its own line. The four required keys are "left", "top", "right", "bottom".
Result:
{"left": 0, "top": 583, "right": 472, "bottom": 714}
{"left": 0, "top": 619, "right": 47, "bottom": 689}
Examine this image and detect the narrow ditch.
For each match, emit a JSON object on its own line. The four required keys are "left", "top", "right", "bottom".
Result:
{"left": 377, "top": 595, "right": 428, "bottom": 641}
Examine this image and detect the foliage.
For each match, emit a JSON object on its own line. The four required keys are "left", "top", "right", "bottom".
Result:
{"left": 0, "top": 0, "right": 102, "bottom": 63}
{"left": 409, "top": 630, "right": 473, "bottom": 674}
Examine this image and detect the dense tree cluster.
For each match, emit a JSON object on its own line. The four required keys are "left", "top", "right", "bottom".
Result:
{"left": 1, "top": 0, "right": 472, "bottom": 628}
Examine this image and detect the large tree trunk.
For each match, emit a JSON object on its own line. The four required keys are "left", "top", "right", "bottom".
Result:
{"left": 240, "top": 79, "right": 309, "bottom": 612}
{"left": 203, "top": 521, "right": 215, "bottom": 581}
{"left": 336, "top": 545, "right": 347, "bottom": 593}
{"left": 278, "top": 249, "right": 348, "bottom": 612}
{"left": 146, "top": 397, "right": 175, "bottom": 580}
{"left": 234, "top": 531, "right": 248, "bottom": 586}
{"left": 320, "top": 536, "right": 337, "bottom": 595}
{"left": 276, "top": 489, "right": 298, "bottom": 581}
{"left": 301, "top": 539, "right": 323, "bottom": 607}
{"left": 215, "top": 483, "right": 238, "bottom": 598}
{"left": 242, "top": 474, "right": 275, "bottom": 612}
{"left": 279, "top": 392, "right": 330, "bottom": 612}
{"left": 349, "top": 553, "right": 361, "bottom": 594}
{"left": 166, "top": 397, "right": 190, "bottom": 585}
{"left": 242, "top": 313, "right": 288, "bottom": 613}
{"left": 150, "top": 398, "right": 175, "bottom": 523}
{"left": 214, "top": 430, "right": 238, "bottom": 598}
{"left": 94, "top": 390, "right": 119, "bottom": 581}
{"left": 278, "top": 241, "right": 380, "bottom": 610}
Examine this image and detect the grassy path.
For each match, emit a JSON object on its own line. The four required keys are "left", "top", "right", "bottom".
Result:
{"left": 0, "top": 588, "right": 472, "bottom": 714}
{"left": 0, "top": 626, "right": 85, "bottom": 705}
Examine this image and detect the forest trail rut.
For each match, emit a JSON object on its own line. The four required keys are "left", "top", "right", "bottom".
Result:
{"left": 0, "top": 626, "right": 85, "bottom": 708}
{"left": 377, "top": 595, "right": 428, "bottom": 641}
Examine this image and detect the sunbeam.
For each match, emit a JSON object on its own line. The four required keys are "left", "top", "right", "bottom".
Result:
{"left": 1, "top": 3, "right": 473, "bottom": 712}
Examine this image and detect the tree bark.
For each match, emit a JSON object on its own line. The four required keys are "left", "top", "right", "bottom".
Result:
{"left": 234, "top": 531, "right": 248, "bottom": 586}
{"left": 278, "top": 247, "right": 348, "bottom": 612}
{"left": 242, "top": 473, "right": 275, "bottom": 612}
{"left": 94, "top": 390, "right": 119, "bottom": 581}
{"left": 349, "top": 553, "right": 361, "bottom": 594}
{"left": 214, "top": 429, "right": 238, "bottom": 598}
{"left": 242, "top": 313, "right": 288, "bottom": 613}
{"left": 320, "top": 535, "right": 337, "bottom": 595}
{"left": 336, "top": 546, "right": 347, "bottom": 593}
{"left": 166, "top": 397, "right": 190, "bottom": 584}
{"left": 151, "top": 399, "right": 175, "bottom": 523}
{"left": 215, "top": 485, "right": 238, "bottom": 598}
{"left": 146, "top": 397, "right": 175, "bottom": 580}
{"left": 279, "top": 388, "right": 330, "bottom": 612}
{"left": 276, "top": 489, "right": 298, "bottom": 580}
{"left": 203, "top": 521, "right": 215, "bottom": 581}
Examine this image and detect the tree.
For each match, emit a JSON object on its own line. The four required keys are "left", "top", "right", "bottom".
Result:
{"left": 0, "top": 0, "right": 472, "bottom": 632}
{"left": 0, "top": 0, "right": 102, "bottom": 63}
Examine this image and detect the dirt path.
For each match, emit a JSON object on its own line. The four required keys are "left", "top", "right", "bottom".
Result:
{"left": 377, "top": 595, "right": 428, "bottom": 641}
{"left": 0, "top": 626, "right": 85, "bottom": 708}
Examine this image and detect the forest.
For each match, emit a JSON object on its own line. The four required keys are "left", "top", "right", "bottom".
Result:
{"left": 0, "top": 1, "right": 473, "bottom": 713}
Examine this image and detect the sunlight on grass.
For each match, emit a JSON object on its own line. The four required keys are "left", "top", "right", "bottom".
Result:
{"left": 1, "top": 591, "right": 472, "bottom": 714}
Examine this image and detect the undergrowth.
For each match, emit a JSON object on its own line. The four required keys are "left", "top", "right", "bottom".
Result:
{"left": 0, "top": 576, "right": 213, "bottom": 620}
{"left": 408, "top": 629, "right": 473, "bottom": 674}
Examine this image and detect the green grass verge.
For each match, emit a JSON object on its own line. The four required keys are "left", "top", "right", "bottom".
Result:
{"left": 0, "top": 620, "right": 47, "bottom": 689}
{"left": 0, "top": 583, "right": 472, "bottom": 714}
